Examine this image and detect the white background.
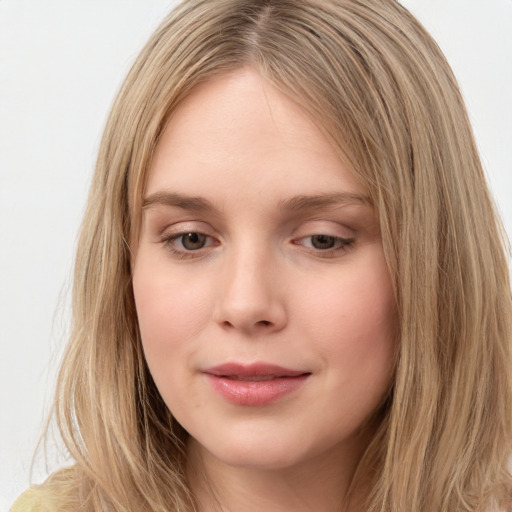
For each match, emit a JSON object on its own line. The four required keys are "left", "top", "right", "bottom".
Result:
{"left": 1, "top": 1, "right": 511, "bottom": 509}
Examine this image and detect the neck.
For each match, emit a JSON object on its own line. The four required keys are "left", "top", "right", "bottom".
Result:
{"left": 186, "top": 436, "right": 372, "bottom": 512}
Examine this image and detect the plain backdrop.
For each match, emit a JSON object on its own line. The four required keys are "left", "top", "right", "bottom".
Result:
{"left": 1, "top": 0, "right": 511, "bottom": 509}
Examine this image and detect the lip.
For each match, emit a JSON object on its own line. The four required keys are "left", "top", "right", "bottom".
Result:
{"left": 203, "top": 363, "right": 311, "bottom": 406}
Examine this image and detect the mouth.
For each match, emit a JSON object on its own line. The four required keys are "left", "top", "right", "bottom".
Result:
{"left": 205, "top": 362, "right": 309, "bottom": 379}
{"left": 221, "top": 375, "right": 290, "bottom": 381}
{"left": 203, "top": 363, "right": 311, "bottom": 406}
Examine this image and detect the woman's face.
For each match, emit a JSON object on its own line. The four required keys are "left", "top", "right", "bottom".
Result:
{"left": 132, "top": 68, "right": 396, "bottom": 472}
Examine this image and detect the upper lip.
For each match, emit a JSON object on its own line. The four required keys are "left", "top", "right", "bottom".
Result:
{"left": 204, "top": 363, "right": 309, "bottom": 378}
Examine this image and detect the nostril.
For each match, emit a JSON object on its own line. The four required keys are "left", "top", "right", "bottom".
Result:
{"left": 257, "top": 320, "right": 272, "bottom": 327}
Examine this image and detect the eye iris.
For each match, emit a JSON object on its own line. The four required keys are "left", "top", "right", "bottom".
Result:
{"left": 311, "top": 234, "right": 336, "bottom": 249}
{"left": 182, "top": 233, "right": 206, "bottom": 250}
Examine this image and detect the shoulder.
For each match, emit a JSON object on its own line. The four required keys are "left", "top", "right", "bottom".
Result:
{"left": 10, "top": 488, "right": 46, "bottom": 512}
{"left": 10, "top": 466, "right": 78, "bottom": 512}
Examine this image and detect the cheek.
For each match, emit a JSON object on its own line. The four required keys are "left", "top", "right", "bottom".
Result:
{"left": 301, "top": 257, "right": 395, "bottom": 341}
{"left": 132, "top": 258, "right": 212, "bottom": 372}
{"left": 296, "top": 251, "right": 397, "bottom": 391}
{"left": 134, "top": 257, "right": 204, "bottom": 328}
{"left": 132, "top": 264, "right": 214, "bottom": 412}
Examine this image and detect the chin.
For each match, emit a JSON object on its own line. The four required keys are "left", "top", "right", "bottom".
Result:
{"left": 187, "top": 426, "right": 310, "bottom": 471}
{"left": 195, "top": 425, "right": 351, "bottom": 474}
{"left": 211, "top": 444, "right": 305, "bottom": 471}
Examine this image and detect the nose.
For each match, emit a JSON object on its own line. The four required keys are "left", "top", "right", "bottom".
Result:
{"left": 214, "top": 245, "right": 287, "bottom": 335}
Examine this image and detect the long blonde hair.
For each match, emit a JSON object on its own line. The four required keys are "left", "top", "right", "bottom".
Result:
{"left": 40, "top": 1, "right": 512, "bottom": 510}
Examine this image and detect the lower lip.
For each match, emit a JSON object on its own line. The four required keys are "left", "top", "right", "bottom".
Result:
{"left": 206, "top": 374, "right": 309, "bottom": 406}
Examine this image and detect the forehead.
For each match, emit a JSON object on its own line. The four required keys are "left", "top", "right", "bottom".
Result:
{"left": 145, "top": 67, "right": 367, "bottom": 207}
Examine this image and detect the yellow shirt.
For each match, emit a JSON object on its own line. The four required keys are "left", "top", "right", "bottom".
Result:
{"left": 10, "top": 489, "right": 45, "bottom": 512}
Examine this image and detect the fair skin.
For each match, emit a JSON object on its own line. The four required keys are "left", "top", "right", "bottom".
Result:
{"left": 132, "top": 68, "right": 396, "bottom": 512}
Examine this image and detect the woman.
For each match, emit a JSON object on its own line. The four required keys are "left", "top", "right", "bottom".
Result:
{"left": 12, "top": 0, "right": 512, "bottom": 510}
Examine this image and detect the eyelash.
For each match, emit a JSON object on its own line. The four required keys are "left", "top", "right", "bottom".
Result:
{"left": 296, "top": 235, "right": 356, "bottom": 257}
{"left": 162, "top": 232, "right": 217, "bottom": 260}
{"left": 160, "top": 232, "right": 356, "bottom": 260}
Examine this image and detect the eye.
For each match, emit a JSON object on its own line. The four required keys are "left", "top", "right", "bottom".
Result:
{"left": 309, "top": 234, "right": 337, "bottom": 250}
{"left": 178, "top": 232, "right": 208, "bottom": 250}
{"left": 296, "top": 234, "right": 355, "bottom": 256}
{"left": 161, "top": 231, "right": 216, "bottom": 259}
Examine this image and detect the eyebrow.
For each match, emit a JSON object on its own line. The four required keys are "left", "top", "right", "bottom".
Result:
{"left": 278, "top": 192, "right": 372, "bottom": 211}
{"left": 143, "top": 192, "right": 217, "bottom": 211}
{"left": 142, "top": 191, "right": 372, "bottom": 212}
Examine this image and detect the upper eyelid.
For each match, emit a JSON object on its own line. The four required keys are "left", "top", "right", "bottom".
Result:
{"left": 158, "top": 221, "right": 216, "bottom": 237}
{"left": 154, "top": 215, "right": 358, "bottom": 240}
{"left": 294, "top": 234, "right": 355, "bottom": 246}
{"left": 163, "top": 231, "right": 216, "bottom": 244}
{"left": 291, "top": 221, "right": 356, "bottom": 238}
{"left": 146, "top": 207, "right": 360, "bottom": 228}
{"left": 158, "top": 223, "right": 356, "bottom": 240}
